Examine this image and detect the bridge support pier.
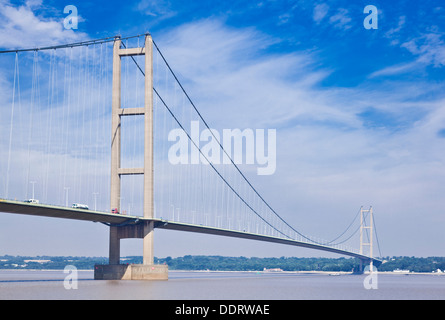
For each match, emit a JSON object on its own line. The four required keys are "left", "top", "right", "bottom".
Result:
{"left": 95, "top": 264, "right": 168, "bottom": 281}
{"left": 108, "top": 222, "right": 155, "bottom": 265}
{"left": 94, "top": 34, "right": 167, "bottom": 280}
{"left": 95, "top": 222, "right": 168, "bottom": 280}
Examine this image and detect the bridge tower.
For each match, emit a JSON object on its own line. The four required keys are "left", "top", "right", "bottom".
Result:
{"left": 359, "top": 207, "right": 374, "bottom": 272}
{"left": 94, "top": 34, "right": 168, "bottom": 280}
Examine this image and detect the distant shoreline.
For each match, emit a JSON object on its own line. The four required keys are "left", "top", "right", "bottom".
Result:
{"left": 171, "top": 270, "right": 445, "bottom": 276}
{"left": 2, "top": 255, "right": 445, "bottom": 274}
{"left": 1, "top": 269, "right": 444, "bottom": 276}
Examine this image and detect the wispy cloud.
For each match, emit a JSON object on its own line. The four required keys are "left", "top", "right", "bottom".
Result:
{"left": 368, "top": 61, "right": 418, "bottom": 78}
{"left": 313, "top": 3, "right": 329, "bottom": 24}
{"left": 401, "top": 32, "right": 445, "bottom": 67}
{"left": 385, "top": 15, "right": 406, "bottom": 44}
{"left": 328, "top": 8, "right": 352, "bottom": 30}
{"left": 135, "top": 0, "right": 176, "bottom": 19}
{"left": 0, "top": 0, "right": 88, "bottom": 49}
{"left": 370, "top": 30, "right": 445, "bottom": 78}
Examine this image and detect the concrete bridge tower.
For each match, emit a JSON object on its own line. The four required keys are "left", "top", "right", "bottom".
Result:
{"left": 94, "top": 34, "right": 168, "bottom": 280}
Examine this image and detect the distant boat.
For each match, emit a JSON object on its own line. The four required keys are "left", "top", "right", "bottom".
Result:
{"left": 393, "top": 269, "right": 410, "bottom": 274}
{"left": 263, "top": 268, "right": 283, "bottom": 272}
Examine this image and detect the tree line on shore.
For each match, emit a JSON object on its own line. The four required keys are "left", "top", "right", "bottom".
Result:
{"left": 1, "top": 255, "right": 444, "bottom": 273}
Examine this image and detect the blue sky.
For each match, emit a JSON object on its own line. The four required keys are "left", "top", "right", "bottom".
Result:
{"left": 0, "top": 0, "right": 445, "bottom": 258}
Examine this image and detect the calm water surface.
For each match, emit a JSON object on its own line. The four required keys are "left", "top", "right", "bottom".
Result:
{"left": 0, "top": 270, "right": 444, "bottom": 300}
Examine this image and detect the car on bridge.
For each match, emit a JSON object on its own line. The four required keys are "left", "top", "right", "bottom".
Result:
{"left": 72, "top": 203, "right": 89, "bottom": 210}
{"left": 112, "top": 208, "right": 119, "bottom": 214}
{"left": 25, "top": 199, "right": 39, "bottom": 204}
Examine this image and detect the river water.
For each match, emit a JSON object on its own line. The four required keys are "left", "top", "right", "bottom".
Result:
{"left": 0, "top": 270, "right": 444, "bottom": 300}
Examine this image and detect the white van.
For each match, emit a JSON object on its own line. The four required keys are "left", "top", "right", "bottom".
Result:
{"left": 72, "top": 203, "right": 89, "bottom": 210}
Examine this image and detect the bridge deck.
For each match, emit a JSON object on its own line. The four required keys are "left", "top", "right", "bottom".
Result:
{"left": 0, "top": 199, "right": 138, "bottom": 225}
{"left": 153, "top": 220, "right": 381, "bottom": 265}
{"left": 0, "top": 199, "right": 381, "bottom": 265}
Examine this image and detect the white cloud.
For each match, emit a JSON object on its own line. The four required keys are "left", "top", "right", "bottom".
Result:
{"left": 277, "top": 13, "right": 291, "bottom": 25}
{"left": 401, "top": 32, "right": 445, "bottom": 67}
{"left": 328, "top": 8, "right": 352, "bottom": 30}
{"left": 371, "top": 30, "right": 445, "bottom": 78}
{"left": 0, "top": 0, "right": 88, "bottom": 49}
{"left": 368, "top": 61, "right": 418, "bottom": 78}
{"left": 155, "top": 20, "right": 353, "bottom": 129}
{"left": 313, "top": 3, "right": 329, "bottom": 23}
{"left": 136, "top": 0, "right": 176, "bottom": 19}
{"left": 385, "top": 15, "right": 406, "bottom": 41}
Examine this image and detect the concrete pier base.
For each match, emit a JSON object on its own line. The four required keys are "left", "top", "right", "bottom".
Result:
{"left": 94, "top": 264, "right": 168, "bottom": 280}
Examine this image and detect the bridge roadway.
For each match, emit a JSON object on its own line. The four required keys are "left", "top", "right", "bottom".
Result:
{"left": 0, "top": 199, "right": 381, "bottom": 265}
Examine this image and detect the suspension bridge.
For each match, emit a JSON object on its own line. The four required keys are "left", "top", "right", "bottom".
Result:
{"left": 0, "top": 33, "right": 382, "bottom": 280}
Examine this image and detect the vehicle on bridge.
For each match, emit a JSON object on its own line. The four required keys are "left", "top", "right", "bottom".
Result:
{"left": 72, "top": 203, "right": 89, "bottom": 210}
{"left": 112, "top": 208, "right": 119, "bottom": 214}
{"left": 24, "top": 199, "right": 39, "bottom": 204}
